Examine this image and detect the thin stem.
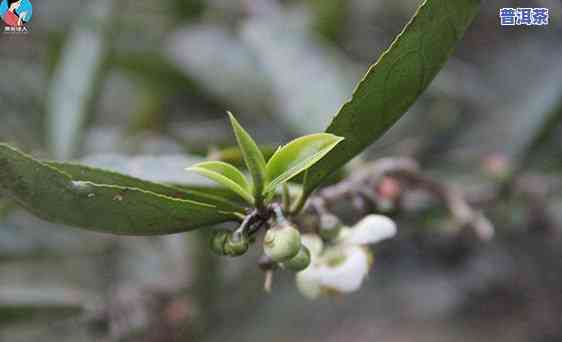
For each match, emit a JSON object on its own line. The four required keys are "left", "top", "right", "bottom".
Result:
{"left": 233, "top": 210, "right": 258, "bottom": 240}
{"left": 254, "top": 193, "right": 267, "bottom": 216}
{"left": 233, "top": 212, "right": 246, "bottom": 221}
{"left": 290, "top": 188, "right": 311, "bottom": 216}
{"left": 264, "top": 270, "right": 273, "bottom": 293}
{"left": 247, "top": 219, "right": 268, "bottom": 236}
{"left": 282, "top": 183, "right": 291, "bottom": 212}
{"left": 272, "top": 203, "right": 287, "bottom": 225}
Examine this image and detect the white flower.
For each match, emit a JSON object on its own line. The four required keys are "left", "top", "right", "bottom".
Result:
{"left": 295, "top": 261, "right": 322, "bottom": 299}
{"left": 300, "top": 234, "right": 323, "bottom": 257}
{"left": 295, "top": 215, "right": 396, "bottom": 299}
{"left": 339, "top": 215, "right": 397, "bottom": 245}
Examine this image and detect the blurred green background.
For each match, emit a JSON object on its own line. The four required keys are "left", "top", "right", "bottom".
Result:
{"left": 1, "top": 0, "right": 562, "bottom": 341}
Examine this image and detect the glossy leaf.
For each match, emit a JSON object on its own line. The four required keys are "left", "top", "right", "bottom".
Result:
{"left": 301, "top": 0, "right": 480, "bottom": 198}
{"left": 171, "top": 184, "right": 248, "bottom": 205}
{"left": 186, "top": 161, "right": 254, "bottom": 205}
{"left": 265, "top": 133, "right": 343, "bottom": 194}
{"left": 228, "top": 112, "right": 267, "bottom": 204}
{"left": 48, "top": 161, "right": 244, "bottom": 213}
{"left": 0, "top": 144, "right": 238, "bottom": 235}
{"left": 208, "top": 144, "right": 277, "bottom": 167}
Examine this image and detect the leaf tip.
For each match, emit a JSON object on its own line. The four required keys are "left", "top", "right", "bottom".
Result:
{"left": 227, "top": 111, "right": 238, "bottom": 125}
{"left": 227, "top": 111, "right": 246, "bottom": 140}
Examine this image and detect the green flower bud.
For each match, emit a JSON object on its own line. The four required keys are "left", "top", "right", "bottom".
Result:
{"left": 319, "top": 214, "right": 342, "bottom": 241}
{"left": 224, "top": 234, "right": 249, "bottom": 257}
{"left": 209, "top": 229, "right": 230, "bottom": 256}
{"left": 283, "top": 245, "right": 311, "bottom": 272}
{"left": 263, "top": 223, "right": 301, "bottom": 262}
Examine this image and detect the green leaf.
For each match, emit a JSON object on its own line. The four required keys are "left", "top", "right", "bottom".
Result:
{"left": 186, "top": 161, "right": 254, "bottom": 205}
{"left": 301, "top": 0, "right": 480, "bottom": 198}
{"left": 265, "top": 133, "right": 343, "bottom": 194}
{"left": 228, "top": 112, "right": 267, "bottom": 205}
{"left": 47, "top": 161, "right": 244, "bottom": 213}
{"left": 208, "top": 144, "right": 277, "bottom": 168}
{"left": 170, "top": 184, "right": 248, "bottom": 205}
{"left": 0, "top": 144, "right": 238, "bottom": 235}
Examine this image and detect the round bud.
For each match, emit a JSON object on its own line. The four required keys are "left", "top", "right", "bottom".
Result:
{"left": 283, "top": 245, "right": 311, "bottom": 272}
{"left": 209, "top": 229, "right": 230, "bottom": 256}
{"left": 224, "top": 234, "right": 249, "bottom": 257}
{"left": 319, "top": 214, "right": 342, "bottom": 241}
{"left": 263, "top": 223, "right": 301, "bottom": 262}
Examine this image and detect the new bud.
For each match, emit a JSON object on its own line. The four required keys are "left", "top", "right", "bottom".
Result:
{"left": 319, "top": 214, "right": 342, "bottom": 241}
{"left": 263, "top": 223, "right": 301, "bottom": 262}
{"left": 283, "top": 245, "right": 311, "bottom": 272}
{"left": 209, "top": 229, "right": 230, "bottom": 256}
{"left": 224, "top": 234, "right": 249, "bottom": 257}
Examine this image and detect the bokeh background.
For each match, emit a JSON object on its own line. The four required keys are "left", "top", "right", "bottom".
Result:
{"left": 1, "top": 0, "right": 562, "bottom": 341}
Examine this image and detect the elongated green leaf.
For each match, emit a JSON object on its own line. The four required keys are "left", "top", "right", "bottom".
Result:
{"left": 47, "top": 161, "right": 244, "bottom": 213}
{"left": 187, "top": 161, "right": 254, "bottom": 205}
{"left": 265, "top": 134, "right": 343, "bottom": 194}
{"left": 209, "top": 144, "right": 277, "bottom": 167}
{"left": 228, "top": 112, "right": 267, "bottom": 204}
{"left": 0, "top": 144, "right": 237, "bottom": 235}
{"left": 170, "top": 184, "right": 248, "bottom": 204}
{"left": 302, "top": 0, "right": 480, "bottom": 197}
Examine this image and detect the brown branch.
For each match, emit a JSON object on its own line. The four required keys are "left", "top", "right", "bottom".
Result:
{"left": 390, "top": 169, "right": 494, "bottom": 241}
{"left": 306, "top": 157, "right": 495, "bottom": 241}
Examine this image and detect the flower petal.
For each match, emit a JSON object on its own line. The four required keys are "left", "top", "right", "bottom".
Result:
{"left": 318, "top": 246, "right": 370, "bottom": 293}
{"left": 296, "top": 266, "right": 323, "bottom": 299}
{"left": 341, "top": 215, "right": 397, "bottom": 245}
{"left": 300, "top": 234, "right": 324, "bottom": 257}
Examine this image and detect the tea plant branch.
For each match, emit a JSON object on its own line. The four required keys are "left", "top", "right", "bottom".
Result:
{"left": 0, "top": 0, "right": 484, "bottom": 300}
{"left": 295, "top": 157, "right": 418, "bottom": 216}
{"left": 390, "top": 169, "right": 494, "bottom": 241}
{"left": 282, "top": 183, "right": 291, "bottom": 213}
{"left": 302, "top": 157, "right": 494, "bottom": 241}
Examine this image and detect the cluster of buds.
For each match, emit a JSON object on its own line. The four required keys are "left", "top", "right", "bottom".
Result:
{"left": 263, "top": 221, "right": 311, "bottom": 272}
{"left": 209, "top": 204, "right": 397, "bottom": 299}
{"left": 208, "top": 209, "right": 311, "bottom": 273}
